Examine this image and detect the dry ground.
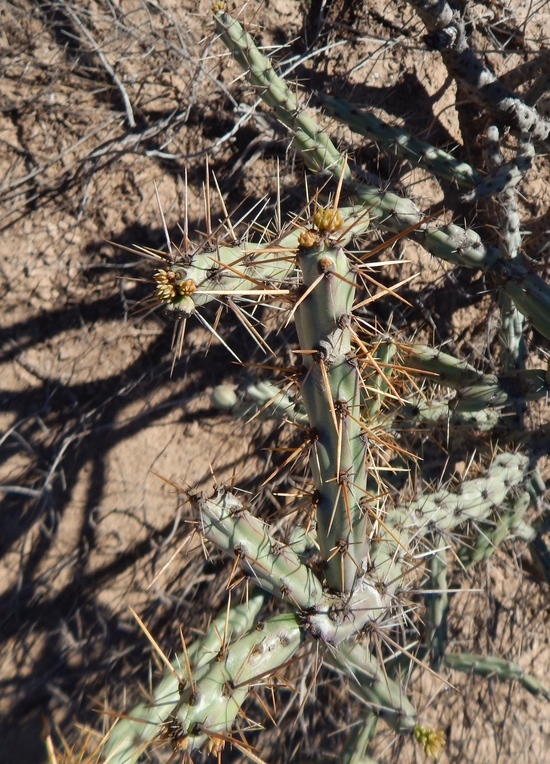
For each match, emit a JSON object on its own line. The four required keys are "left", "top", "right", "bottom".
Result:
{"left": 1, "top": 1, "right": 549, "bottom": 763}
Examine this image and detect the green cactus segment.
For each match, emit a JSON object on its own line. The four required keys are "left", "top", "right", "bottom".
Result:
{"left": 402, "top": 452, "right": 529, "bottom": 532}
{"left": 398, "top": 396, "right": 500, "bottom": 431}
{"left": 444, "top": 652, "right": 550, "bottom": 701}
{"left": 213, "top": 10, "right": 348, "bottom": 176}
{"left": 102, "top": 592, "right": 265, "bottom": 764}
{"left": 156, "top": 237, "right": 298, "bottom": 316}
{"left": 404, "top": 345, "right": 550, "bottom": 410}
{"left": 341, "top": 715, "right": 379, "bottom": 764}
{"left": 294, "top": 239, "right": 369, "bottom": 593}
{"left": 373, "top": 453, "right": 529, "bottom": 581}
{"left": 457, "top": 490, "right": 533, "bottom": 568}
{"left": 496, "top": 154, "right": 527, "bottom": 374}
{"left": 499, "top": 292, "right": 527, "bottom": 374}
{"left": 404, "top": 345, "right": 488, "bottom": 386}
{"left": 195, "top": 488, "right": 325, "bottom": 609}
{"left": 172, "top": 613, "right": 304, "bottom": 753}
{"left": 325, "top": 641, "right": 417, "bottom": 733}
{"left": 503, "top": 271, "right": 550, "bottom": 340}
{"left": 462, "top": 141, "right": 534, "bottom": 202}
{"left": 320, "top": 94, "right": 479, "bottom": 189}
{"left": 211, "top": 380, "right": 309, "bottom": 425}
{"left": 451, "top": 368, "right": 549, "bottom": 411}
{"left": 361, "top": 338, "right": 397, "bottom": 421}
{"left": 424, "top": 536, "right": 448, "bottom": 669}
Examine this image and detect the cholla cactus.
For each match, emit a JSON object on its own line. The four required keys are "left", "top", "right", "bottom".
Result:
{"left": 100, "top": 4, "right": 550, "bottom": 764}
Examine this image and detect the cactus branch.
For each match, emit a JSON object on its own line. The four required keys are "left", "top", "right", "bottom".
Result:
{"left": 294, "top": 234, "right": 370, "bottom": 593}
{"left": 318, "top": 94, "right": 480, "bottom": 190}
{"left": 102, "top": 592, "right": 266, "bottom": 764}
{"left": 406, "top": 0, "right": 550, "bottom": 143}
{"left": 444, "top": 653, "right": 550, "bottom": 701}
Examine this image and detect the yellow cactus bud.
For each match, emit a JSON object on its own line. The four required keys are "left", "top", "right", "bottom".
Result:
{"left": 153, "top": 269, "right": 196, "bottom": 304}
{"left": 299, "top": 229, "right": 317, "bottom": 248}
{"left": 413, "top": 725, "right": 445, "bottom": 758}
{"left": 313, "top": 206, "right": 344, "bottom": 233}
{"left": 212, "top": 1, "right": 226, "bottom": 13}
{"left": 153, "top": 269, "right": 177, "bottom": 303}
{"left": 176, "top": 278, "right": 197, "bottom": 297}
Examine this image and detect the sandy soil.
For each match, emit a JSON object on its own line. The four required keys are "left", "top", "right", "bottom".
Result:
{"left": 1, "top": 1, "right": 549, "bottom": 762}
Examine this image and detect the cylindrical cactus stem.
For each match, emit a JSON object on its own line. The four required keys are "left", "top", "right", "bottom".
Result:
{"left": 193, "top": 488, "right": 325, "bottom": 609}
{"left": 155, "top": 234, "right": 298, "bottom": 317}
{"left": 213, "top": 8, "right": 347, "bottom": 176}
{"left": 424, "top": 534, "right": 448, "bottom": 670}
{"left": 318, "top": 94, "right": 480, "bottom": 189}
{"left": 211, "top": 380, "right": 309, "bottom": 425}
{"left": 403, "top": 452, "right": 530, "bottom": 533}
{"left": 499, "top": 292, "right": 527, "bottom": 374}
{"left": 294, "top": 227, "right": 370, "bottom": 594}
{"left": 444, "top": 653, "right": 550, "bottom": 701}
{"left": 503, "top": 271, "right": 550, "bottom": 341}
{"left": 403, "top": 345, "right": 550, "bottom": 411}
{"left": 170, "top": 613, "right": 304, "bottom": 755}
{"left": 457, "top": 490, "right": 533, "bottom": 568}
{"left": 450, "top": 369, "right": 549, "bottom": 412}
{"left": 325, "top": 641, "right": 418, "bottom": 734}
{"left": 102, "top": 591, "right": 265, "bottom": 764}
{"left": 402, "top": 344, "right": 492, "bottom": 386}
{"left": 361, "top": 337, "right": 397, "bottom": 421}
{"left": 398, "top": 396, "right": 500, "bottom": 431}
{"left": 462, "top": 140, "right": 534, "bottom": 202}
{"left": 485, "top": 127, "right": 528, "bottom": 376}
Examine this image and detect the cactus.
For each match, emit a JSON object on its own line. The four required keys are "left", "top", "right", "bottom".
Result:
{"left": 102, "top": 592, "right": 266, "bottom": 764}
{"left": 93, "top": 5, "right": 550, "bottom": 764}
{"left": 443, "top": 653, "right": 550, "bottom": 701}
